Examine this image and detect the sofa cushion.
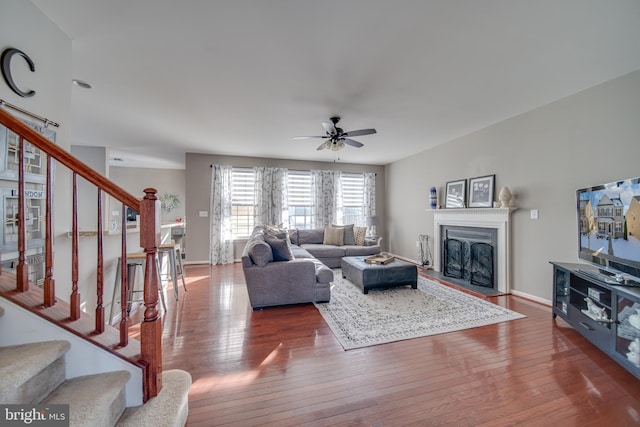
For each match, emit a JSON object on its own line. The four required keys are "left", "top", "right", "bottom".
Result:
{"left": 247, "top": 239, "right": 274, "bottom": 267}
{"left": 344, "top": 245, "right": 380, "bottom": 256}
{"left": 332, "top": 223, "right": 355, "bottom": 245}
{"left": 265, "top": 235, "right": 295, "bottom": 261}
{"left": 354, "top": 226, "right": 367, "bottom": 245}
{"left": 291, "top": 245, "right": 314, "bottom": 259}
{"left": 301, "top": 243, "right": 345, "bottom": 258}
{"left": 297, "top": 228, "right": 324, "bottom": 245}
{"left": 323, "top": 226, "right": 344, "bottom": 246}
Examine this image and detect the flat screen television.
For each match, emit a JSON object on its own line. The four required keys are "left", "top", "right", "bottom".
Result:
{"left": 577, "top": 176, "right": 640, "bottom": 285}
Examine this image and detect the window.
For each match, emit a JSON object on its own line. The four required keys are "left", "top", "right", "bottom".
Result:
{"left": 287, "top": 170, "right": 314, "bottom": 229}
{"left": 231, "top": 167, "right": 255, "bottom": 238}
{"left": 341, "top": 173, "right": 365, "bottom": 226}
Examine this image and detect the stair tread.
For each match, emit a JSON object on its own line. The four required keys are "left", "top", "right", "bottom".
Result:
{"left": 117, "top": 369, "right": 192, "bottom": 427}
{"left": 43, "top": 370, "right": 131, "bottom": 427}
{"left": 0, "top": 340, "right": 70, "bottom": 398}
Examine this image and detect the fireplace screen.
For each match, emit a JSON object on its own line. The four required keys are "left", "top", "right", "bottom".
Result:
{"left": 442, "top": 225, "right": 497, "bottom": 289}
{"left": 470, "top": 242, "right": 494, "bottom": 287}
{"left": 444, "top": 238, "right": 464, "bottom": 279}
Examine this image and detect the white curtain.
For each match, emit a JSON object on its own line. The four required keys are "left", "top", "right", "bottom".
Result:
{"left": 364, "top": 172, "right": 377, "bottom": 234}
{"left": 209, "top": 164, "right": 234, "bottom": 265}
{"left": 254, "top": 167, "right": 288, "bottom": 226}
{"left": 312, "top": 170, "right": 341, "bottom": 228}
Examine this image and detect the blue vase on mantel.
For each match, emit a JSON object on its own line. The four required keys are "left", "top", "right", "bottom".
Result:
{"left": 429, "top": 187, "right": 437, "bottom": 209}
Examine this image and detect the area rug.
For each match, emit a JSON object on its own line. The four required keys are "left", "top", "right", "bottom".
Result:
{"left": 314, "top": 270, "right": 526, "bottom": 350}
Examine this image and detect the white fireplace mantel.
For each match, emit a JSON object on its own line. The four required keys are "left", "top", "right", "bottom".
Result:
{"left": 432, "top": 208, "right": 516, "bottom": 293}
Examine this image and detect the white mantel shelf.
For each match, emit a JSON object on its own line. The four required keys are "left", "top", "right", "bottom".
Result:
{"left": 431, "top": 207, "right": 516, "bottom": 294}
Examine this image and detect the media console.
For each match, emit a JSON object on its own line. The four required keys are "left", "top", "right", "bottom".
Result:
{"left": 551, "top": 262, "right": 640, "bottom": 380}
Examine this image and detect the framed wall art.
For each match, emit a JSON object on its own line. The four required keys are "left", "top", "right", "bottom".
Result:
{"left": 468, "top": 174, "right": 495, "bottom": 208}
{"left": 445, "top": 179, "right": 466, "bottom": 209}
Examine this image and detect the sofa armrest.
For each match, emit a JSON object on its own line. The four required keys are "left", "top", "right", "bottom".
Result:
{"left": 243, "top": 259, "right": 316, "bottom": 285}
{"left": 364, "top": 236, "right": 382, "bottom": 246}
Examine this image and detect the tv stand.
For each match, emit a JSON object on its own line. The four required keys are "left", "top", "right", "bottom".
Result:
{"left": 552, "top": 262, "right": 640, "bottom": 380}
{"left": 575, "top": 268, "right": 640, "bottom": 287}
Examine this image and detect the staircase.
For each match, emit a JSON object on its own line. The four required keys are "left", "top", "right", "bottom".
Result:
{"left": 0, "top": 108, "right": 191, "bottom": 425}
{"left": 0, "top": 307, "right": 191, "bottom": 426}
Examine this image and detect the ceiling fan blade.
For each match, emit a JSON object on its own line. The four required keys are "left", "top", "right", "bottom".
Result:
{"left": 317, "top": 141, "right": 330, "bottom": 150}
{"left": 344, "top": 128, "right": 376, "bottom": 137}
{"left": 293, "top": 135, "right": 328, "bottom": 139}
{"left": 322, "top": 121, "right": 337, "bottom": 134}
{"left": 343, "top": 138, "right": 364, "bottom": 148}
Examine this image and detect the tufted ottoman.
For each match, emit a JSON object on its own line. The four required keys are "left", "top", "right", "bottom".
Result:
{"left": 341, "top": 256, "right": 418, "bottom": 294}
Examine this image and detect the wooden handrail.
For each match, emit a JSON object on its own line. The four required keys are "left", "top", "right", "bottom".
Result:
{"left": 0, "top": 108, "right": 140, "bottom": 209}
{"left": 0, "top": 107, "right": 162, "bottom": 401}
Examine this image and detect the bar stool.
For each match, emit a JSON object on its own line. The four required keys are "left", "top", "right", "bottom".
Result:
{"left": 109, "top": 252, "right": 167, "bottom": 324}
{"left": 157, "top": 242, "right": 187, "bottom": 300}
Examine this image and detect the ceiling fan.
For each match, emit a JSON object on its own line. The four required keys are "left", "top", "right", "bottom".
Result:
{"left": 293, "top": 116, "right": 376, "bottom": 151}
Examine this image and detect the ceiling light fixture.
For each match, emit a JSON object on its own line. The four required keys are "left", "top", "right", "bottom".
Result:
{"left": 72, "top": 79, "right": 92, "bottom": 89}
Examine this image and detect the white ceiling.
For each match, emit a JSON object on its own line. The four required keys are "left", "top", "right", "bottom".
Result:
{"left": 31, "top": 0, "right": 640, "bottom": 169}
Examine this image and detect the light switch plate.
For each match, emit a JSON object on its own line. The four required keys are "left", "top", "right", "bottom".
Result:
{"left": 199, "top": 211, "right": 208, "bottom": 217}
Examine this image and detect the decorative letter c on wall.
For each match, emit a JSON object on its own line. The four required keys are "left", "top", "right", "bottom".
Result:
{"left": 1, "top": 48, "right": 36, "bottom": 98}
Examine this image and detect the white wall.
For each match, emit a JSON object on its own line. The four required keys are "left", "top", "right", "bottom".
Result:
{"left": 0, "top": 2, "right": 142, "bottom": 316}
{"left": 0, "top": 0, "right": 75, "bottom": 299}
{"left": 386, "top": 70, "right": 640, "bottom": 302}
{"left": 110, "top": 166, "right": 186, "bottom": 224}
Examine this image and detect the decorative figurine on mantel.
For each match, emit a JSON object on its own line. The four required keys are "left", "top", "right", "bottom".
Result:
{"left": 495, "top": 186, "right": 515, "bottom": 208}
{"left": 429, "top": 187, "right": 437, "bottom": 209}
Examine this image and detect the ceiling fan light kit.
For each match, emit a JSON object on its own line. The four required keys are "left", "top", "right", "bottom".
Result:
{"left": 294, "top": 116, "right": 376, "bottom": 152}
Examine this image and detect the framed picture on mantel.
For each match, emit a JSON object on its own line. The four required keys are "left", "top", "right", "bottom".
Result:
{"left": 468, "top": 174, "right": 495, "bottom": 208}
{"left": 445, "top": 179, "right": 466, "bottom": 208}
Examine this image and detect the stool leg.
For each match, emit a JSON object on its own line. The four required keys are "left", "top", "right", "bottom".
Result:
{"left": 156, "top": 256, "right": 168, "bottom": 312}
{"left": 176, "top": 248, "right": 187, "bottom": 292}
{"left": 169, "top": 249, "right": 179, "bottom": 300}
{"left": 109, "top": 257, "right": 122, "bottom": 324}
{"left": 126, "top": 263, "right": 137, "bottom": 313}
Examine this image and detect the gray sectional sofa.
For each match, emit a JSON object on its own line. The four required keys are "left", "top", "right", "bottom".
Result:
{"left": 241, "top": 225, "right": 381, "bottom": 309}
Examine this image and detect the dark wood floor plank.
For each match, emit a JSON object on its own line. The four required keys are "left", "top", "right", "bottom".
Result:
{"left": 135, "top": 263, "right": 640, "bottom": 426}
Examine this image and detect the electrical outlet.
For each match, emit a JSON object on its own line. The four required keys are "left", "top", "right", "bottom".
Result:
{"left": 530, "top": 209, "right": 539, "bottom": 220}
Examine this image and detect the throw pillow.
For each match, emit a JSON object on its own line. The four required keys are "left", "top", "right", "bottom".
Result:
{"left": 323, "top": 226, "right": 344, "bottom": 246}
{"left": 354, "top": 226, "right": 367, "bottom": 246}
{"left": 264, "top": 235, "right": 295, "bottom": 261}
{"left": 289, "top": 228, "right": 299, "bottom": 246}
{"left": 247, "top": 240, "right": 274, "bottom": 267}
{"left": 263, "top": 224, "right": 288, "bottom": 239}
{"left": 330, "top": 224, "right": 355, "bottom": 245}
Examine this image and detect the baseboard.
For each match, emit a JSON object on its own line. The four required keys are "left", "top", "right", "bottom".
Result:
{"left": 183, "top": 260, "right": 209, "bottom": 265}
{"left": 510, "top": 289, "right": 551, "bottom": 306}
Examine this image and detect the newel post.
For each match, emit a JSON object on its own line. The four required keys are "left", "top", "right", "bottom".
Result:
{"left": 139, "top": 188, "right": 162, "bottom": 400}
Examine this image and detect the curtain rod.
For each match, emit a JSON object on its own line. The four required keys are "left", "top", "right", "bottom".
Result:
{"left": 210, "top": 164, "right": 376, "bottom": 175}
{"left": 0, "top": 98, "right": 60, "bottom": 128}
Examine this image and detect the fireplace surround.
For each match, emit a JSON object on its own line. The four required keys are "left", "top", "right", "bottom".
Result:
{"left": 433, "top": 208, "right": 515, "bottom": 293}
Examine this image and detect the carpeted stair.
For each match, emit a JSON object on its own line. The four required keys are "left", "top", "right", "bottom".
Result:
{"left": 0, "top": 308, "right": 191, "bottom": 426}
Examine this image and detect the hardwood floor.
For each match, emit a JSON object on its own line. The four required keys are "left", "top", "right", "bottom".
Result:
{"left": 145, "top": 264, "right": 640, "bottom": 426}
